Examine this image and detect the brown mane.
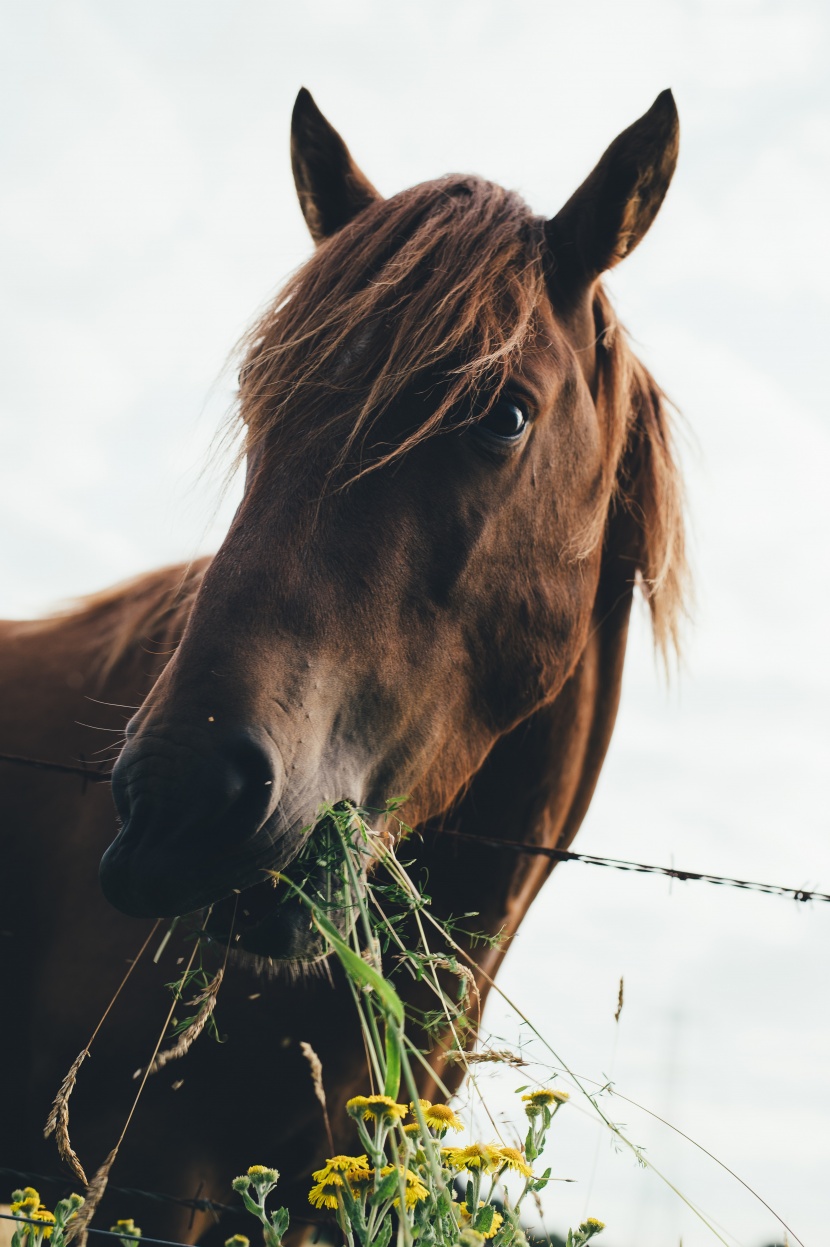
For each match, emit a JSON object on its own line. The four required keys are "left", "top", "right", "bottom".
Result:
{"left": 44, "top": 560, "right": 210, "bottom": 683}
{"left": 234, "top": 176, "right": 548, "bottom": 475}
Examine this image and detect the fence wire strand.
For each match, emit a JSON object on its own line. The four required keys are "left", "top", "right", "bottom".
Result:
{"left": 1, "top": 750, "right": 828, "bottom": 905}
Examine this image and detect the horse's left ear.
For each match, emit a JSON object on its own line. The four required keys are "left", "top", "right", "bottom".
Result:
{"left": 291, "top": 87, "right": 383, "bottom": 245}
{"left": 546, "top": 90, "right": 679, "bottom": 293}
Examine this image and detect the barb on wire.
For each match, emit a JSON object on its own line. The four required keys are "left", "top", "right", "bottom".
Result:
{"left": 433, "top": 828, "right": 830, "bottom": 904}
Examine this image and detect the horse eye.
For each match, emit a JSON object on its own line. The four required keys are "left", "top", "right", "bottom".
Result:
{"left": 476, "top": 398, "right": 528, "bottom": 441}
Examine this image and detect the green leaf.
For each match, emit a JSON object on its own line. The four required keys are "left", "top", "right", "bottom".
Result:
{"left": 473, "top": 1205, "right": 496, "bottom": 1235}
{"left": 383, "top": 1021, "right": 402, "bottom": 1099}
{"left": 532, "top": 1166, "right": 551, "bottom": 1192}
{"left": 371, "top": 1220, "right": 393, "bottom": 1247}
{"left": 465, "top": 1180, "right": 475, "bottom": 1214}
{"left": 370, "top": 1170, "right": 401, "bottom": 1207}
{"left": 269, "top": 1207, "right": 290, "bottom": 1240}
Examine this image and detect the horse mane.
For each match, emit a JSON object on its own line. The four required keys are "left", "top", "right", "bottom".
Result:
{"left": 592, "top": 286, "right": 688, "bottom": 659}
{"left": 46, "top": 560, "right": 210, "bottom": 682}
{"left": 234, "top": 175, "right": 549, "bottom": 478}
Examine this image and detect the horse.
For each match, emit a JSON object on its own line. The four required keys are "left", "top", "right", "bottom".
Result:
{"left": 0, "top": 87, "right": 685, "bottom": 1243}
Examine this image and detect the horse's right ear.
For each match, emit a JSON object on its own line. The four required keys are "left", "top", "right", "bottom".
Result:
{"left": 546, "top": 90, "right": 679, "bottom": 298}
{"left": 291, "top": 88, "right": 383, "bottom": 245}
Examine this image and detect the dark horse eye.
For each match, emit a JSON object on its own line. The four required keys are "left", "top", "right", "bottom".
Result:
{"left": 475, "top": 397, "right": 528, "bottom": 443}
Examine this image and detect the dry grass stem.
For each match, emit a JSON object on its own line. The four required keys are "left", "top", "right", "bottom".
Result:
{"left": 43, "top": 921, "right": 160, "bottom": 1185}
{"left": 67, "top": 1145, "right": 118, "bottom": 1246}
{"left": 614, "top": 976, "right": 624, "bottom": 1024}
{"left": 444, "top": 1048, "right": 527, "bottom": 1069}
{"left": 140, "top": 969, "right": 224, "bottom": 1077}
{"left": 300, "top": 1040, "right": 334, "bottom": 1155}
{"left": 43, "top": 1049, "right": 90, "bottom": 1184}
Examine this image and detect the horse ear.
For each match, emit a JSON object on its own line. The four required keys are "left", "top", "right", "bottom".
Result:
{"left": 546, "top": 90, "right": 679, "bottom": 294}
{"left": 291, "top": 87, "right": 382, "bottom": 244}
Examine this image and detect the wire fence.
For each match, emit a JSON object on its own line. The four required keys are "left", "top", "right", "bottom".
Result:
{"left": 2, "top": 749, "right": 828, "bottom": 905}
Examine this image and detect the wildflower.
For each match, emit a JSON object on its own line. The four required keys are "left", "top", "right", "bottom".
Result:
{"left": 26, "top": 1209, "right": 56, "bottom": 1239}
{"left": 403, "top": 1122, "right": 421, "bottom": 1135}
{"left": 224, "top": 1237, "right": 250, "bottom": 1247}
{"left": 345, "top": 1094, "right": 407, "bottom": 1122}
{"left": 245, "top": 1165, "right": 280, "bottom": 1187}
{"left": 495, "top": 1146, "right": 533, "bottom": 1177}
{"left": 308, "top": 1173, "right": 344, "bottom": 1210}
{"left": 578, "top": 1218, "right": 605, "bottom": 1238}
{"left": 457, "top": 1202, "right": 504, "bottom": 1239}
{"left": 111, "top": 1221, "right": 141, "bottom": 1238}
{"left": 441, "top": 1143, "right": 503, "bottom": 1173}
{"left": 520, "top": 1087, "right": 565, "bottom": 1117}
{"left": 345, "top": 1169, "right": 374, "bottom": 1195}
{"left": 411, "top": 1100, "right": 463, "bottom": 1133}
{"left": 11, "top": 1189, "right": 41, "bottom": 1214}
{"left": 378, "top": 1166, "right": 429, "bottom": 1209}
{"left": 311, "top": 1156, "right": 369, "bottom": 1181}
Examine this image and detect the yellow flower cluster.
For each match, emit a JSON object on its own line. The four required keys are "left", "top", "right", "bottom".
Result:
{"left": 307, "top": 1157, "right": 428, "bottom": 1210}
{"left": 11, "top": 1190, "right": 58, "bottom": 1240}
{"left": 111, "top": 1221, "right": 141, "bottom": 1236}
{"left": 346, "top": 1094, "right": 408, "bottom": 1122}
{"left": 521, "top": 1088, "right": 569, "bottom": 1107}
{"left": 440, "top": 1143, "right": 532, "bottom": 1177}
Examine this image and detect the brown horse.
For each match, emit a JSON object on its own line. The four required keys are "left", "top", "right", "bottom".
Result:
{"left": 0, "top": 89, "right": 685, "bottom": 1241}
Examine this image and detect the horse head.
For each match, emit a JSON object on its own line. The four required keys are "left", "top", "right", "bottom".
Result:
{"left": 100, "top": 88, "right": 684, "bottom": 959}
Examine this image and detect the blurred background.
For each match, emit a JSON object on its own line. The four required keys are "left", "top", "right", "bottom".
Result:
{"left": 1, "top": 2, "right": 828, "bottom": 1244}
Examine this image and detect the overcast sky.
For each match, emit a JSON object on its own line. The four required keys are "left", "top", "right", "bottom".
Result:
{"left": 2, "top": 3, "right": 829, "bottom": 1245}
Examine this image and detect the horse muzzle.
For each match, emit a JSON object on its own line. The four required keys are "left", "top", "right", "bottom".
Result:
{"left": 101, "top": 723, "right": 303, "bottom": 921}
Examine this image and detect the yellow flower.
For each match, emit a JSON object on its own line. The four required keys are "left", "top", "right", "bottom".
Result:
{"left": 345, "top": 1169, "right": 374, "bottom": 1195}
{"left": 495, "top": 1146, "right": 533, "bottom": 1177}
{"left": 412, "top": 1101, "right": 463, "bottom": 1133}
{"left": 346, "top": 1094, "right": 407, "bottom": 1122}
{"left": 111, "top": 1221, "right": 142, "bottom": 1238}
{"left": 521, "top": 1088, "right": 568, "bottom": 1107}
{"left": 378, "top": 1166, "right": 429, "bottom": 1209}
{"left": 245, "top": 1165, "right": 279, "bottom": 1186}
{"left": 27, "top": 1209, "right": 56, "bottom": 1239}
{"left": 456, "top": 1202, "right": 504, "bottom": 1239}
{"left": 308, "top": 1173, "right": 345, "bottom": 1209}
{"left": 403, "top": 1122, "right": 421, "bottom": 1135}
{"left": 441, "top": 1143, "right": 503, "bottom": 1173}
{"left": 11, "top": 1190, "right": 41, "bottom": 1215}
{"left": 579, "top": 1218, "right": 605, "bottom": 1236}
{"left": 312, "top": 1155, "right": 369, "bottom": 1182}
{"left": 224, "top": 1237, "right": 249, "bottom": 1247}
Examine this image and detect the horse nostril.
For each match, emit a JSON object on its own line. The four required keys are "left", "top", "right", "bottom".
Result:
{"left": 110, "top": 725, "right": 283, "bottom": 847}
{"left": 101, "top": 725, "right": 286, "bottom": 917}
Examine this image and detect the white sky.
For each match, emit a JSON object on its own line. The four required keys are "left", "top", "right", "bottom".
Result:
{"left": 1, "top": 3, "right": 829, "bottom": 1245}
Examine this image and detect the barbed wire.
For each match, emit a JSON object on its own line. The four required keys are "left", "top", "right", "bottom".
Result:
{"left": 0, "top": 1168, "right": 320, "bottom": 1230}
{"left": 1, "top": 750, "right": 827, "bottom": 905}
{"left": 0, "top": 1167, "right": 239, "bottom": 1220}
{"left": 0, "top": 1212, "right": 200, "bottom": 1247}
{"left": 435, "top": 828, "right": 829, "bottom": 904}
